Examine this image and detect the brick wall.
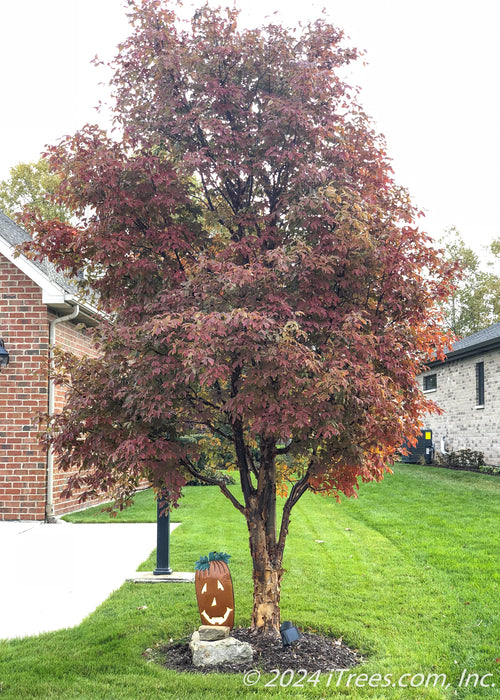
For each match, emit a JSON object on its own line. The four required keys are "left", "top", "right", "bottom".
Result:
{"left": 51, "top": 319, "right": 150, "bottom": 516}
{"left": 420, "top": 348, "right": 500, "bottom": 464}
{"left": 1, "top": 255, "right": 151, "bottom": 520}
{"left": 49, "top": 314, "right": 104, "bottom": 517}
{"left": 0, "top": 257, "right": 49, "bottom": 520}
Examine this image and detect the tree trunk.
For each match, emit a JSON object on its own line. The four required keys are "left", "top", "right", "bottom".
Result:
{"left": 247, "top": 510, "right": 283, "bottom": 635}
{"left": 251, "top": 559, "right": 283, "bottom": 635}
{"left": 235, "top": 427, "right": 285, "bottom": 635}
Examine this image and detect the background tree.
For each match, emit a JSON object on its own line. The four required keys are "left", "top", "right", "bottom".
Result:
{"left": 440, "top": 227, "right": 500, "bottom": 337}
{"left": 27, "top": 1, "right": 454, "bottom": 635}
{"left": 0, "top": 159, "right": 71, "bottom": 228}
{"left": 491, "top": 236, "right": 500, "bottom": 259}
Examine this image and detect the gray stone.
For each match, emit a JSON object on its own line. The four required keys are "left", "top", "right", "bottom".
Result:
{"left": 190, "top": 631, "right": 253, "bottom": 667}
{"left": 126, "top": 571, "right": 195, "bottom": 583}
{"left": 198, "top": 625, "right": 230, "bottom": 641}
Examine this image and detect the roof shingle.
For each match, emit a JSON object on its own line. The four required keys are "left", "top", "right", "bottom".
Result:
{"left": 452, "top": 322, "right": 500, "bottom": 352}
{"left": 0, "top": 210, "right": 76, "bottom": 294}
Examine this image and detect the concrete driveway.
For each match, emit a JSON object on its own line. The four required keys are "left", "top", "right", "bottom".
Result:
{"left": 0, "top": 520, "right": 158, "bottom": 640}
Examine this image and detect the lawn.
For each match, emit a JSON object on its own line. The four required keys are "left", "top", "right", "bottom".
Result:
{"left": 0, "top": 464, "right": 498, "bottom": 699}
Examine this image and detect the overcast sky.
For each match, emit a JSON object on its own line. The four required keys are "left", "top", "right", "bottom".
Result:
{"left": 1, "top": 0, "right": 499, "bottom": 251}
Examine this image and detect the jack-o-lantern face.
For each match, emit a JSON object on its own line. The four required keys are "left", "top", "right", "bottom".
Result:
{"left": 194, "top": 553, "right": 234, "bottom": 629}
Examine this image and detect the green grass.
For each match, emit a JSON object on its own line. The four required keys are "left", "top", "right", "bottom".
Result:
{"left": 1, "top": 464, "right": 499, "bottom": 699}
{"left": 62, "top": 488, "right": 158, "bottom": 523}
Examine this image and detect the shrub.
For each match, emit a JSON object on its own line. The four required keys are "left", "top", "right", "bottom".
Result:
{"left": 185, "top": 465, "right": 235, "bottom": 487}
{"left": 180, "top": 432, "right": 237, "bottom": 485}
{"left": 479, "top": 464, "right": 500, "bottom": 476}
{"left": 435, "top": 449, "right": 485, "bottom": 468}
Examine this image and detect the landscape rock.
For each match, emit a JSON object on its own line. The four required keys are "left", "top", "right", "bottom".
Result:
{"left": 198, "top": 625, "right": 230, "bottom": 641}
{"left": 190, "top": 631, "right": 253, "bottom": 667}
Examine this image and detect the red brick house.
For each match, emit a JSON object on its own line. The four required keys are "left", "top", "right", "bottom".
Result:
{"left": 0, "top": 210, "right": 104, "bottom": 521}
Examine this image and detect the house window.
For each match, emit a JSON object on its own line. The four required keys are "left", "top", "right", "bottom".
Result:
{"left": 476, "top": 362, "right": 484, "bottom": 407}
{"left": 423, "top": 374, "right": 437, "bottom": 392}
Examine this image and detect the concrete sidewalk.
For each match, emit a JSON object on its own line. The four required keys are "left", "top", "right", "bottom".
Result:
{"left": 0, "top": 520, "right": 160, "bottom": 640}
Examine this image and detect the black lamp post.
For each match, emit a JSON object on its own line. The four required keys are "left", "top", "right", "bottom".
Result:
{"left": 153, "top": 491, "right": 173, "bottom": 575}
{"left": 0, "top": 339, "right": 9, "bottom": 371}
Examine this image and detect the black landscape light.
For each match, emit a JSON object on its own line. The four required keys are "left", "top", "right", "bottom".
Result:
{"left": 0, "top": 339, "right": 9, "bottom": 370}
{"left": 280, "top": 621, "right": 301, "bottom": 649}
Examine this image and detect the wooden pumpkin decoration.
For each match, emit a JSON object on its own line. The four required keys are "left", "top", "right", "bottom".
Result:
{"left": 194, "top": 551, "right": 234, "bottom": 629}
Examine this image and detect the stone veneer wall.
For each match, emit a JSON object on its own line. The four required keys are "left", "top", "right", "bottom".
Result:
{"left": 420, "top": 347, "right": 500, "bottom": 465}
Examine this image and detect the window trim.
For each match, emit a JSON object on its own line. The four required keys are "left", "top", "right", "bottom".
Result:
{"left": 475, "top": 361, "right": 485, "bottom": 408}
{"left": 423, "top": 373, "right": 437, "bottom": 393}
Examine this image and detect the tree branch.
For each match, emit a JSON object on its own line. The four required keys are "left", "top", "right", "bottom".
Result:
{"left": 276, "top": 441, "right": 293, "bottom": 455}
{"left": 180, "top": 457, "right": 245, "bottom": 513}
{"left": 277, "top": 458, "right": 316, "bottom": 554}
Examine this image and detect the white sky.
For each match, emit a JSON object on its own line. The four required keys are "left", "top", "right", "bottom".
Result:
{"left": 1, "top": 0, "right": 499, "bottom": 251}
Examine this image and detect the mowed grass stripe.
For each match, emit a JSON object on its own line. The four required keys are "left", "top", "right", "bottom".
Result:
{"left": 0, "top": 464, "right": 497, "bottom": 699}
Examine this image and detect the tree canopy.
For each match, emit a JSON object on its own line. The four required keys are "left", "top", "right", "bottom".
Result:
{"left": 0, "top": 159, "right": 71, "bottom": 228}
{"left": 27, "top": 1, "right": 454, "bottom": 633}
{"left": 440, "top": 227, "right": 500, "bottom": 337}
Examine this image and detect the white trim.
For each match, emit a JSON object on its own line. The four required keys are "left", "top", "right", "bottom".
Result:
{"left": 422, "top": 388, "right": 437, "bottom": 394}
{"left": 0, "top": 237, "right": 99, "bottom": 319}
{"left": 0, "top": 237, "right": 67, "bottom": 303}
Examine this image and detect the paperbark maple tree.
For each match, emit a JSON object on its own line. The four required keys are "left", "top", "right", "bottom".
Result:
{"left": 28, "top": 1, "right": 455, "bottom": 634}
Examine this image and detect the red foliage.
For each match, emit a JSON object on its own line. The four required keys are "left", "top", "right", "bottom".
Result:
{"left": 27, "top": 1, "right": 456, "bottom": 630}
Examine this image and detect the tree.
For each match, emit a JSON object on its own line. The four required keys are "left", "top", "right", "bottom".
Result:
{"left": 440, "top": 227, "right": 500, "bottom": 337}
{"left": 0, "top": 159, "right": 71, "bottom": 228}
{"left": 27, "top": 1, "right": 454, "bottom": 635}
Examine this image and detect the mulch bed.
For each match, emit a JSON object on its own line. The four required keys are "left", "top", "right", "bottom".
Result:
{"left": 146, "top": 627, "right": 362, "bottom": 674}
{"left": 431, "top": 463, "right": 499, "bottom": 476}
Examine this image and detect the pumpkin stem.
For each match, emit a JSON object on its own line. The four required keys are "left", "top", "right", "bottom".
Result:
{"left": 195, "top": 551, "right": 231, "bottom": 570}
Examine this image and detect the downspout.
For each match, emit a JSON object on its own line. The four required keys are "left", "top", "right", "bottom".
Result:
{"left": 46, "top": 303, "right": 80, "bottom": 522}
{"left": 440, "top": 436, "right": 449, "bottom": 456}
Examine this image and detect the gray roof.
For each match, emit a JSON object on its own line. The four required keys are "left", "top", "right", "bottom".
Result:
{"left": 452, "top": 322, "right": 500, "bottom": 351}
{"left": 427, "top": 322, "right": 500, "bottom": 367}
{"left": 0, "top": 209, "right": 77, "bottom": 294}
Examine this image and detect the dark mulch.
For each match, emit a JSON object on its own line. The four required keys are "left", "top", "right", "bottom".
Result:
{"left": 146, "top": 627, "right": 362, "bottom": 675}
{"left": 431, "top": 463, "right": 500, "bottom": 476}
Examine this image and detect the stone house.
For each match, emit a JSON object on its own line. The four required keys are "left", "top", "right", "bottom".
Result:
{"left": 0, "top": 210, "right": 104, "bottom": 520}
{"left": 420, "top": 322, "right": 500, "bottom": 465}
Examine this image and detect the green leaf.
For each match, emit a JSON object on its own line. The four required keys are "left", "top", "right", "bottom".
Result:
{"left": 194, "top": 551, "right": 231, "bottom": 570}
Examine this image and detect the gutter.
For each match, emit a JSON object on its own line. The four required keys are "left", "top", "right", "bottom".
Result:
{"left": 426, "top": 336, "right": 500, "bottom": 368}
{"left": 45, "top": 303, "right": 80, "bottom": 522}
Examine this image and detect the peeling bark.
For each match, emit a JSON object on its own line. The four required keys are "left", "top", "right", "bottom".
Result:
{"left": 248, "top": 513, "right": 284, "bottom": 635}
{"left": 251, "top": 563, "right": 283, "bottom": 635}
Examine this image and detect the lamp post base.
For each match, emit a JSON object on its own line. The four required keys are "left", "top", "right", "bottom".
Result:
{"left": 153, "top": 567, "right": 173, "bottom": 575}
{"left": 127, "top": 571, "right": 195, "bottom": 583}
